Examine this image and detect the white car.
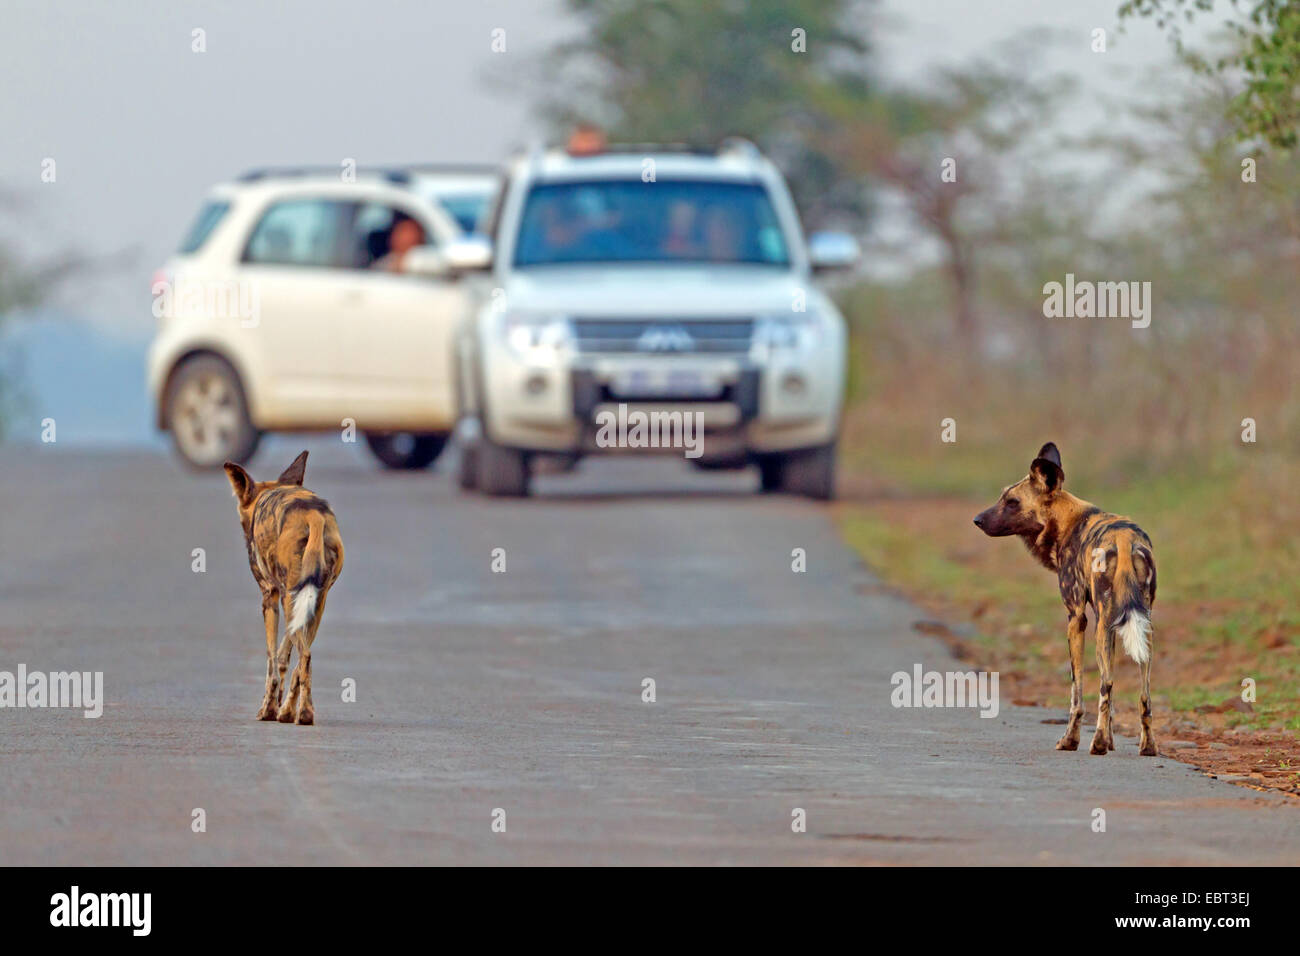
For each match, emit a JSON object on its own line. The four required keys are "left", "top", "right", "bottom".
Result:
{"left": 147, "top": 167, "right": 490, "bottom": 470}
{"left": 455, "top": 139, "right": 859, "bottom": 498}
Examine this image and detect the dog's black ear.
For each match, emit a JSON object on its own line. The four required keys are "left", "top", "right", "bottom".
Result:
{"left": 1030, "top": 455, "right": 1064, "bottom": 493}
{"left": 1035, "top": 442, "right": 1061, "bottom": 469}
{"left": 224, "top": 461, "right": 255, "bottom": 505}
{"left": 278, "top": 450, "right": 308, "bottom": 486}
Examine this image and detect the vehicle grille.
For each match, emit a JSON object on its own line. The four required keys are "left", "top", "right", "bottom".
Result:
{"left": 571, "top": 317, "right": 754, "bottom": 355}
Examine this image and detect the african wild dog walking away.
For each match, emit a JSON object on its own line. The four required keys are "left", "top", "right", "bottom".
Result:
{"left": 223, "top": 451, "right": 343, "bottom": 725}
{"left": 974, "top": 443, "right": 1157, "bottom": 756}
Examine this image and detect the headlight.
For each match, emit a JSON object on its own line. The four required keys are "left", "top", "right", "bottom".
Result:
{"left": 752, "top": 313, "right": 823, "bottom": 354}
{"left": 500, "top": 312, "right": 573, "bottom": 357}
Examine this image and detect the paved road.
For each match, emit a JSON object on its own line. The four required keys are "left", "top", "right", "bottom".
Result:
{"left": 1, "top": 440, "right": 1295, "bottom": 865}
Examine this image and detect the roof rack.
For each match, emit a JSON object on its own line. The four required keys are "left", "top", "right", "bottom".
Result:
{"left": 716, "top": 136, "right": 762, "bottom": 158}
{"left": 235, "top": 166, "right": 413, "bottom": 186}
{"left": 595, "top": 143, "right": 716, "bottom": 155}
{"left": 400, "top": 162, "right": 502, "bottom": 175}
{"left": 547, "top": 137, "right": 763, "bottom": 159}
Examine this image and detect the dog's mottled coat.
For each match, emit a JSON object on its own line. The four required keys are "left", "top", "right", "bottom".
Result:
{"left": 224, "top": 451, "right": 343, "bottom": 725}
{"left": 974, "top": 443, "right": 1157, "bottom": 756}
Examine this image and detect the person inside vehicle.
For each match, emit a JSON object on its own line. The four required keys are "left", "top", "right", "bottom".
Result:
{"left": 701, "top": 205, "right": 742, "bottom": 261}
{"left": 372, "top": 216, "right": 425, "bottom": 273}
{"left": 661, "top": 200, "right": 700, "bottom": 258}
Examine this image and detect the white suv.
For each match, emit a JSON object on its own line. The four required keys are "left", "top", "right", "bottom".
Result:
{"left": 455, "top": 140, "right": 858, "bottom": 498}
{"left": 147, "top": 167, "right": 491, "bottom": 470}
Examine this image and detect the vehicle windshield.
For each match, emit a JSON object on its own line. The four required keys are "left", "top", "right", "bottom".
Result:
{"left": 514, "top": 180, "right": 790, "bottom": 267}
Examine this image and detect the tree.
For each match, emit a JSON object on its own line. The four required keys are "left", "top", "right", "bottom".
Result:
{"left": 537, "top": 0, "right": 878, "bottom": 227}
{"left": 0, "top": 203, "right": 47, "bottom": 438}
{"left": 821, "top": 42, "right": 1078, "bottom": 353}
{"left": 1119, "top": 0, "right": 1300, "bottom": 148}
{"left": 0, "top": 193, "right": 102, "bottom": 439}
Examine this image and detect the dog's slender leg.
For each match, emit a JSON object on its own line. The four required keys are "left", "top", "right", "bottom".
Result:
{"left": 276, "top": 635, "right": 301, "bottom": 723}
{"left": 256, "top": 591, "right": 281, "bottom": 720}
{"left": 1138, "top": 652, "right": 1157, "bottom": 756}
{"left": 294, "top": 592, "right": 326, "bottom": 726}
{"left": 293, "top": 645, "right": 313, "bottom": 725}
{"left": 272, "top": 631, "right": 294, "bottom": 713}
{"left": 1089, "top": 620, "right": 1114, "bottom": 755}
{"left": 1105, "top": 627, "right": 1117, "bottom": 751}
{"left": 276, "top": 593, "right": 302, "bottom": 722}
{"left": 1055, "top": 613, "right": 1087, "bottom": 750}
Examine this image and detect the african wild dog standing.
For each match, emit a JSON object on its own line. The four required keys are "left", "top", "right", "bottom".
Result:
{"left": 974, "top": 443, "right": 1157, "bottom": 756}
{"left": 223, "top": 451, "right": 343, "bottom": 725}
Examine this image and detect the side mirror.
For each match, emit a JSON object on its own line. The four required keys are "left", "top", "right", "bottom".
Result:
{"left": 402, "top": 246, "right": 452, "bottom": 279}
{"left": 808, "top": 231, "right": 860, "bottom": 273}
{"left": 401, "top": 238, "right": 493, "bottom": 279}
{"left": 444, "top": 237, "right": 493, "bottom": 274}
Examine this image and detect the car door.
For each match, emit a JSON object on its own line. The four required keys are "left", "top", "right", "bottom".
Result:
{"left": 238, "top": 196, "right": 355, "bottom": 427}
{"left": 333, "top": 200, "right": 468, "bottom": 431}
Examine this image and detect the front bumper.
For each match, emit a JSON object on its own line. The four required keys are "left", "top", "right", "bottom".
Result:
{"left": 479, "top": 348, "right": 841, "bottom": 455}
{"left": 571, "top": 367, "right": 761, "bottom": 422}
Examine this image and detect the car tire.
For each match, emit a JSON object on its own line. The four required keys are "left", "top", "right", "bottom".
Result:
{"left": 457, "top": 439, "right": 480, "bottom": 490}
{"left": 779, "top": 443, "right": 837, "bottom": 501}
{"left": 165, "top": 354, "right": 260, "bottom": 469}
{"left": 476, "top": 435, "right": 530, "bottom": 497}
{"left": 364, "top": 432, "right": 448, "bottom": 470}
{"left": 757, "top": 456, "right": 784, "bottom": 492}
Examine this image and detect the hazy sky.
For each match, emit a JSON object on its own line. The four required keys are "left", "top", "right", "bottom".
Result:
{"left": 1, "top": 0, "right": 1199, "bottom": 340}
{"left": 1, "top": 0, "right": 572, "bottom": 336}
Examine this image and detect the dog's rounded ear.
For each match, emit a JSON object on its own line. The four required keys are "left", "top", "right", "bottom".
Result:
{"left": 1035, "top": 442, "right": 1062, "bottom": 469}
{"left": 1030, "top": 455, "right": 1064, "bottom": 493}
{"left": 224, "top": 461, "right": 255, "bottom": 504}
{"left": 277, "top": 450, "right": 309, "bottom": 486}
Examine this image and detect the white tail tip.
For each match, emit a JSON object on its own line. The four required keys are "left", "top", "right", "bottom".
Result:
{"left": 1117, "top": 610, "right": 1151, "bottom": 664}
{"left": 288, "top": 585, "right": 318, "bottom": 634}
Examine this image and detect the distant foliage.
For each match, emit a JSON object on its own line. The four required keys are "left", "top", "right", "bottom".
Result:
{"left": 0, "top": 194, "right": 99, "bottom": 439}
{"left": 0, "top": 221, "right": 46, "bottom": 439}
{"left": 1120, "top": 0, "right": 1300, "bottom": 148}
{"left": 543, "top": 0, "right": 878, "bottom": 228}
{"left": 840, "top": 68, "right": 1300, "bottom": 481}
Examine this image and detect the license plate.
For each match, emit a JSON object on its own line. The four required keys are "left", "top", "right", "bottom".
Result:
{"left": 608, "top": 368, "right": 724, "bottom": 399}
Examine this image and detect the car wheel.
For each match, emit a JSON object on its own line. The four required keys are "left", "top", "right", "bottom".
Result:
{"left": 457, "top": 439, "right": 479, "bottom": 490}
{"left": 364, "top": 432, "right": 448, "bottom": 470}
{"left": 757, "top": 456, "right": 784, "bottom": 492}
{"left": 779, "top": 443, "right": 837, "bottom": 500}
{"left": 476, "top": 435, "right": 530, "bottom": 496}
{"left": 165, "top": 355, "right": 260, "bottom": 469}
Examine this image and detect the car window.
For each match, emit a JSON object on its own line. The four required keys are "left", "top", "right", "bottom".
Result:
{"left": 436, "top": 193, "right": 491, "bottom": 234}
{"left": 242, "top": 199, "right": 352, "bottom": 267}
{"left": 514, "top": 180, "right": 790, "bottom": 268}
{"left": 348, "top": 202, "right": 433, "bottom": 270}
{"left": 178, "top": 201, "right": 231, "bottom": 254}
